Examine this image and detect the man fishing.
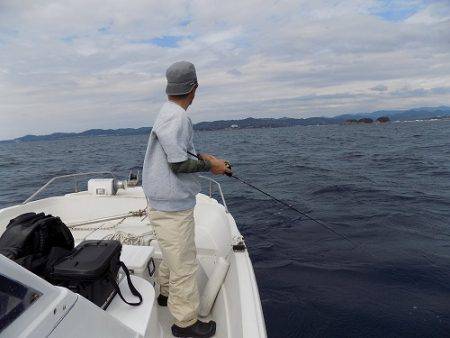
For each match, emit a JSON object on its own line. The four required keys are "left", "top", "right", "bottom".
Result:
{"left": 142, "top": 61, "right": 231, "bottom": 338}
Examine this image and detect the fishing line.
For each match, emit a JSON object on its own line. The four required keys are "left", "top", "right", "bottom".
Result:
{"left": 230, "top": 175, "right": 357, "bottom": 248}
{"left": 187, "top": 151, "right": 357, "bottom": 248}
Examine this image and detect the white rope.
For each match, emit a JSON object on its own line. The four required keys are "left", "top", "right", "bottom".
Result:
{"left": 69, "top": 222, "right": 121, "bottom": 232}
{"left": 67, "top": 209, "right": 146, "bottom": 228}
{"left": 68, "top": 209, "right": 155, "bottom": 245}
{"left": 102, "top": 231, "right": 155, "bottom": 245}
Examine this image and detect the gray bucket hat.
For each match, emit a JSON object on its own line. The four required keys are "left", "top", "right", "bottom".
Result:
{"left": 165, "top": 61, "right": 198, "bottom": 95}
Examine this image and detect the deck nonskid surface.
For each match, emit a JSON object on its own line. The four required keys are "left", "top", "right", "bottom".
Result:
{"left": 156, "top": 304, "right": 216, "bottom": 338}
{"left": 152, "top": 255, "right": 219, "bottom": 338}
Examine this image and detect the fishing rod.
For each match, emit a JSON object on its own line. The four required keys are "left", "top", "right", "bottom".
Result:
{"left": 187, "top": 151, "right": 357, "bottom": 248}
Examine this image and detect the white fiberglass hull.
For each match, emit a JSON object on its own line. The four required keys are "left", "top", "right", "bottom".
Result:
{"left": 0, "top": 182, "right": 267, "bottom": 338}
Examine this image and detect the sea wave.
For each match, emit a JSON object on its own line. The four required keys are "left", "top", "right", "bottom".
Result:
{"left": 1, "top": 121, "right": 450, "bottom": 337}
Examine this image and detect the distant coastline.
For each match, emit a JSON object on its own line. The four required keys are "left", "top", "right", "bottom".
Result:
{"left": 2, "top": 106, "right": 449, "bottom": 143}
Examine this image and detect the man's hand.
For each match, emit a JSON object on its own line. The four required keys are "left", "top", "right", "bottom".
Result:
{"left": 208, "top": 157, "right": 232, "bottom": 175}
{"left": 198, "top": 153, "right": 232, "bottom": 175}
{"left": 197, "top": 153, "right": 215, "bottom": 161}
{"left": 210, "top": 158, "right": 232, "bottom": 175}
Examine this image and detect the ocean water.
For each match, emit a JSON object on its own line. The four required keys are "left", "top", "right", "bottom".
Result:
{"left": 1, "top": 120, "right": 450, "bottom": 337}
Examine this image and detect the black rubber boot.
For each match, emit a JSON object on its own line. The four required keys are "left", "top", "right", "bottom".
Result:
{"left": 157, "top": 294, "right": 168, "bottom": 306}
{"left": 171, "top": 320, "right": 216, "bottom": 338}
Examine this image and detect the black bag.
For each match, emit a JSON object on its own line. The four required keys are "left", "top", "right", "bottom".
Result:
{"left": 0, "top": 212, "right": 74, "bottom": 277}
{"left": 50, "top": 240, "right": 142, "bottom": 309}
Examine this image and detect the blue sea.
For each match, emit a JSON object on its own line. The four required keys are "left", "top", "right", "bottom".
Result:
{"left": 1, "top": 120, "right": 450, "bottom": 337}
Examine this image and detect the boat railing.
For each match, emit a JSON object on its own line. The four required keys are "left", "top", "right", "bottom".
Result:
{"left": 23, "top": 171, "right": 116, "bottom": 204}
{"left": 23, "top": 172, "right": 229, "bottom": 212}
{"left": 198, "top": 175, "right": 228, "bottom": 213}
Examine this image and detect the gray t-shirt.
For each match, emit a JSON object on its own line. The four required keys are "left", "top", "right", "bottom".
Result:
{"left": 142, "top": 101, "right": 200, "bottom": 211}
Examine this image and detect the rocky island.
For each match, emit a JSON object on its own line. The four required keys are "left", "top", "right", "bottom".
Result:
{"left": 345, "top": 116, "right": 390, "bottom": 124}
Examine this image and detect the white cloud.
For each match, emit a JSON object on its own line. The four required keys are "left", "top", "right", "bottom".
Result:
{"left": 406, "top": 1, "right": 450, "bottom": 24}
{"left": 0, "top": 0, "right": 449, "bottom": 139}
{"left": 371, "top": 84, "right": 388, "bottom": 92}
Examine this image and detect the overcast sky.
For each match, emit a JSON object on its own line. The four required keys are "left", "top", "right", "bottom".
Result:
{"left": 0, "top": 0, "right": 449, "bottom": 140}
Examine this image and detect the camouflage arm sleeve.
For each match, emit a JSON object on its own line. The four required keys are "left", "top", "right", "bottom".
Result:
{"left": 169, "top": 158, "right": 212, "bottom": 173}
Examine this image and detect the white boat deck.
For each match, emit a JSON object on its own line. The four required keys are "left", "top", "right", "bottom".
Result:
{"left": 0, "top": 184, "right": 267, "bottom": 338}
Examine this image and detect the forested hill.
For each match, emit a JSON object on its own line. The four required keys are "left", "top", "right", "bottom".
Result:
{"left": 3, "top": 106, "right": 449, "bottom": 142}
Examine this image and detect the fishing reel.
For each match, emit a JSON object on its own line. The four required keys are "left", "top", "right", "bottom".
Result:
{"left": 224, "top": 161, "right": 233, "bottom": 177}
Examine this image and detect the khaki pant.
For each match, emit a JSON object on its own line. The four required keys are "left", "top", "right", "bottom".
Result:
{"left": 149, "top": 208, "right": 199, "bottom": 327}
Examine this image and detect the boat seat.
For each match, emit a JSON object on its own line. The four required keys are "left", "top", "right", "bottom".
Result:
{"left": 107, "top": 275, "right": 158, "bottom": 338}
{"left": 120, "top": 245, "right": 155, "bottom": 280}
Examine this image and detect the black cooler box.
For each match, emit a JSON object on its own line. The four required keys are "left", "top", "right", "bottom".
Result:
{"left": 50, "top": 240, "right": 122, "bottom": 309}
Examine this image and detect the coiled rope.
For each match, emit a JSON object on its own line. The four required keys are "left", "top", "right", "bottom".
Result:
{"left": 68, "top": 209, "right": 155, "bottom": 245}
